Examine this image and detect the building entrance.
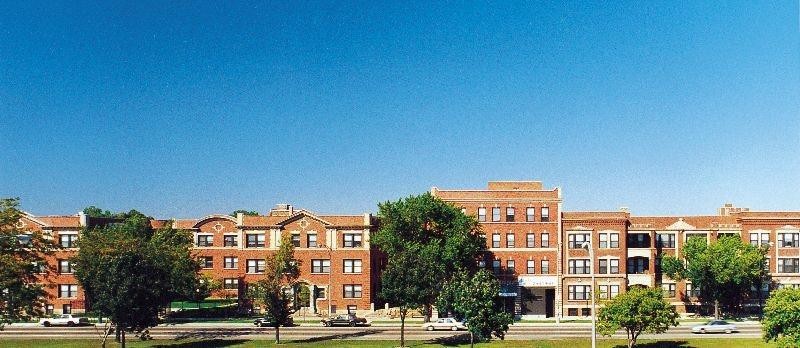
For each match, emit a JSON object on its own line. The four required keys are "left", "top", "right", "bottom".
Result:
{"left": 520, "top": 287, "right": 555, "bottom": 318}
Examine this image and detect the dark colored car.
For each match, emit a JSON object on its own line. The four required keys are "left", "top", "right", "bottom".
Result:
{"left": 253, "top": 316, "right": 294, "bottom": 327}
{"left": 321, "top": 313, "right": 368, "bottom": 327}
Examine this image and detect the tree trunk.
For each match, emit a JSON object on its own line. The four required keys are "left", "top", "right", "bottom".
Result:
{"left": 470, "top": 331, "right": 475, "bottom": 348}
{"left": 629, "top": 331, "right": 639, "bottom": 348}
{"left": 275, "top": 325, "right": 280, "bottom": 344}
{"left": 115, "top": 326, "right": 121, "bottom": 342}
{"left": 424, "top": 303, "right": 432, "bottom": 322}
{"left": 120, "top": 329, "right": 126, "bottom": 348}
{"left": 400, "top": 308, "right": 407, "bottom": 348}
{"left": 714, "top": 299, "right": 720, "bottom": 320}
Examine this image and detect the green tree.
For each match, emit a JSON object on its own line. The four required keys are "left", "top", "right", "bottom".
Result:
{"left": 246, "top": 234, "right": 300, "bottom": 344}
{"left": 661, "top": 236, "right": 767, "bottom": 319}
{"left": 0, "top": 198, "right": 59, "bottom": 329}
{"left": 597, "top": 287, "right": 678, "bottom": 348}
{"left": 763, "top": 287, "right": 800, "bottom": 347}
{"left": 437, "top": 269, "right": 513, "bottom": 348}
{"left": 372, "top": 193, "right": 485, "bottom": 322}
{"left": 379, "top": 249, "right": 437, "bottom": 348}
{"left": 231, "top": 210, "right": 259, "bottom": 217}
{"left": 72, "top": 213, "right": 200, "bottom": 348}
{"left": 82, "top": 206, "right": 115, "bottom": 218}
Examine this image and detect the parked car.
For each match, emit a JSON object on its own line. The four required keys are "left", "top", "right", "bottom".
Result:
{"left": 321, "top": 313, "right": 368, "bottom": 327}
{"left": 253, "top": 316, "right": 294, "bottom": 327}
{"left": 421, "top": 317, "right": 467, "bottom": 331}
{"left": 39, "top": 314, "right": 90, "bottom": 327}
{"left": 691, "top": 320, "right": 737, "bottom": 334}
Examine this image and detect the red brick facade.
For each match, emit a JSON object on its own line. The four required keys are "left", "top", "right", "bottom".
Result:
{"left": 20, "top": 181, "right": 800, "bottom": 319}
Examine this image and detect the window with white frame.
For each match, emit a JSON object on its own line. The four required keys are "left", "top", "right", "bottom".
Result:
{"left": 492, "top": 260, "right": 501, "bottom": 274}
{"left": 568, "top": 233, "right": 590, "bottom": 249}
{"left": 599, "top": 232, "right": 619, "bottom": 248}
{"left": 506, "top": 233, "right": 515, "bottom": 248}
{"left": 307, "top": 233, "right": 318, "bottom": 248}
{"left": 526, "top": 207, "right": 535, "bottom": 222}
{"left": 599, "top": 259, "right": 618, "bottom": 274}
{"left": 247, "top": 259, "right": 266, "bottom": 273}
{"left": 779, "top": 233, "right": 800, "bottom": 248}
{"left": 541, "top": 260, "right": 550, "bottom": 274}
{"left": 478, "top": 207, "right": 486, "bottom": 222}
{"left": 506, "top": 260, "right": 515, "bottom": 274}
{"left": 223, "top": 278, "right": 239, "bottom": 290}
{"left": 492, "top": 233, "right": 501, "bottom": 248}
{"left": 58, "top": 260, "right": 72, "bottom": 274}
{"left": 568, "top": 285, "right": 591, "bottom": 300}
{"left": 199, "top": 256, "right": 213, "bottom": 269}
{"left": 506, "top": 207, "right": 515, "bottom": 222}
{"left": 541, "top": 233, "right": 550, "bottom": 247}
{"left": 343, "top": 284, "right": 362, "bottom": 298}
{"left": 344, "top": 259, "right": 362, "bottom": 273}
{"left": 527, "top": 260, "right": 535, "bottom": 274}
{"left": 541, "top": 207, "right": 550, "bottom": 222}
{"left": 224, "top": 235, "right": 238, "bottom": 247}
{"left": 246, "top": 234, "right": 265, "bottom": 248}
{"left": 568, "top": 259, "right": 590, "bottom": 274}
{"left": 599, "top": 285, "right": 620, "bottom": 298}
{"left": 662, "top": 283, "right": 676, "bottom": 297}
{"left": 526, "top": 233, "right": 535, "bottom": 248}
{"left": 59, "top": 284, "right": 78, "bottom": 298}
{"left": 343, "top": 233, "right": 362, "bottom": 248}
{"left": 60, "top": 234, "right": 78, "bottom": 248}
{"left": 685, "top": 283, "right": 700, "bottom": 298}
{"left": 492, "top": 207, "right": 501, "bottom": 222}
{"left": 223, "top": 256, "right": 238, "bottom": 269}
{"left": 656, "top": 233, "right": 676, "bottom": 248}
{"left": 750, "top": 232, "right": 770, "bottom": 247}
{"left": 312, "top": 259, "right": 330, "bottom": 273}
{"left": 196, "top": 234, "right": 213, "bottom": 247}
{"left": 291, "top": 234, "right": 301, "bottom": 247}
{"left": 778, "top": 258, "right": 800, "bottom": 273}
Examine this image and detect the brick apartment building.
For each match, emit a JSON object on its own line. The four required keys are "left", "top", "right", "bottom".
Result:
{"left": 17, "top": 180, "right": 800, "bottom": 319}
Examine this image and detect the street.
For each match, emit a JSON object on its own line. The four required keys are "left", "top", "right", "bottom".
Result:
{"left": 0, "top": 322, "right": 763, "bottom": 342}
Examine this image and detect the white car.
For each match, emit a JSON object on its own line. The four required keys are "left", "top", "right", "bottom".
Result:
{"left": 39, "top": 314, "right": 90, "bottom": 327}
{"left": 422, "top": 318, "right": 467, "bottom": 331}
{"left": 691, "top": 320, "right": 737, "bottom": 334}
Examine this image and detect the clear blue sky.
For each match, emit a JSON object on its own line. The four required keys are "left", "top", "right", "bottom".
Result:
{"left": 1, "top": 1, "right": 799, "bottom": 218}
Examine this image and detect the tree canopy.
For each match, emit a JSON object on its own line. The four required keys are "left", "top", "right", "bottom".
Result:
{"left": 437, "top": 269, "right": 513, "bottom": 348}
{"left": 231, "top": 210, "right": 259, "bottom": 217}
{"left": 246, "top": 234, "right": 300, "bottom": 344}
{"left": 661, "top": 236, "right": 768, "bottom": 318}
{"left": 597, "top": 287, "right": 678, "bottom": 348}
{"left": 0, "top": 198, "right": 58, "bottom": 328}
{"left": 72, "top": 213, "right": 200, "bottom": 348}
{"left": 763, "top": 287, "right": 800, "bottom": 347}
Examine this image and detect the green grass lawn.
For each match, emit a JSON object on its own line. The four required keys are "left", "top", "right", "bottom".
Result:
{"left": 0, "top": 339, "right": 774, "bottom": 348}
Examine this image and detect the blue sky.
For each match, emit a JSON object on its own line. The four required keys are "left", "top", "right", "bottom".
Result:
{"left": 1, "top": 1, "right": 799, "bottom": 218}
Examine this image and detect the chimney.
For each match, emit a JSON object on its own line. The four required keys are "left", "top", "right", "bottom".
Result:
{"left": 78, "top": 211, "right": 87, "bottom": 227}
{"left": 619, "top": 207, "right": 630, "bottom": 214}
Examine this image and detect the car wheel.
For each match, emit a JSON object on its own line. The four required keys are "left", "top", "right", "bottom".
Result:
{"left": 426, "top": 326, "right": 434, "bottom": 331}
{"left": 700, "top": 328, "right": 705, "bottom": 334}
{"left": 725, "top": 329, "right": 732, "bottom": 334}
{"left": 350, "top": 322, "right": 356, "bottom": 327}
{"left": 42, "top": 322, "right": 51, "bottom": 327}
{"left": 67, "top": 321, "right": 75, "bottom": 327}
{"left": 451, "top": 326, "right": 458, "bottom": 331}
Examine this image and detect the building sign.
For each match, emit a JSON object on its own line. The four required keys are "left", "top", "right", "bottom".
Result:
{"left": 518, "top": 275, "right": 557, "bottom": 287}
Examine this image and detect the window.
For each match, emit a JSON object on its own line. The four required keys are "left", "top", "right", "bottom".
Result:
{"left": 541, "top": 233, "right": 550, "bottom": 247}
{"left": 541, "top": 207, "right": 550, "bottom": 222}
{"left": 307, "top": 234, "right": 318, "bottom": 248}
{"left": 599, "top": 259, "right": 607, "bottom": 274}
{"left": 582, "top": 308, "right": 591, "bottom": 316}
{"left": 778, "top": 258, "right": 800, "bottom": 273}
{"left": 347, "top": 305, "right": 357, "bottom": 313}
{"left": 199, "top": 256, "right": 213, "bottom": 269}
{"left": 506, "top": 233, "right": 515, "bottom": 248}
{"left": 599, "top": 234, "right": 608, "bottom": 249}
{"left": 610, "top": 233, "right": 619, "bottom": 248}
{"left": 751, "top": 233, "right": 770, "bottom": 247}
{"left": 627, "top": 257, "right": 649, "bottom": 274}
{"left": 628, "top": 234, "right": 650, "bottom": 248}
{"left": 315, "top": 287, "right": 327, "bottom": 299}
{"left": 45, "top": 305, "right": 54, "bottom": 315}
{"left": 506, "top": 260, "right": 515, "bottom": 274}
{"left": 312, "top": 259, "right": 331, "bottom": 273}
{"left": 779, "top": 233, "right": 800, "bottom": 248}
{"left": 662, "top": 283, "right": 676, "bottom": 297}
{"left": 526, "top": 207, "right": 535, "bottom": 222}
{"left": 599, "top": 285, "right": 609, "bottom": 299}
{"left": 344, "top": 259, "right": 362, "bottom": 274}
{"left": 343, "top": 284, "right": 363, "bottom": 298}
{"left": 58, "top": 260, "right": 72, "bottom": 274}
{"left": 492, "top": 207, "right": 501, "bottom": 222}
{"left": 527, "top": 260, "right": 535, "bottom": 274}
{"left": 568, "top": 308, "right": 578, "bottom": 316}
{"left": 223, "top": 278, "right": 239, "bottom": 290}
{"left": 60, "top": 234, "right": 78, "bottom": 248}
{"left": 609, "top": 259, "right": 619, "bottom": 274}
{"left": 492, "top": 260, "right": 501, "bottom": 275}
{"left": 197, "top": 235, "right": 213, "bottom": 247}
{"left": 224, "top": 257, "right": 238, "bottom": 269}
{"left": 59, "top": 284, "right": 78, "bottom": 298}
{"left": 506, "top": 207, "right": 515, "bottom": 222}
{"left": 246, "top": 234, "right": 265, "bottom": 248}
{"left": 600, "top": 233, "right": 619, "bottom": 248}
{"left": 526, "top": 233, "right": 535, "bottom": 248}
{"left": 62, "top": 304, "right": 72, "bottom": 314}
{"left": 568, "top": 233, "right": 590, "bottom": 249}
{"left": 541, "top": 260, "right": 550, "bottom": 274}
{"left": 343, "top": 233, "right": 363, "bottom": 248}
{"left": 492, "top": 234, "right": 501, "bottom": 248}
{"left": 765, "top": 258, "right": 771, "bottom": 271}
{"left": 568, "top": 259, "right": 590, "bottom": 274}
{"left": 291, "top": 234, "right": 301, "bottom": 247}
{"left": 762, "top": 233, "right": 771, "bottom": 247}
{"left": 656, "top": 234, "right": 676, "bottom": 248}
{"left": 478, "top": 260, "right": 486, "bottom": 268}
{"left": 224, "top": 235, "right": 238, "bottom": 247}
{"left": 568, "top": 285, "right": 591, "bottom": 300}
{"left": 478, "top": 208, "right": 486, "bottom": 222}
{"left": 609, "top": 285, "right": 620, "bottom": 298}
{"left": 685, "top": 283, "right": 700, "bottom": 298}
{"left": 247, "top": 259, "right": 266, "bottom": 273}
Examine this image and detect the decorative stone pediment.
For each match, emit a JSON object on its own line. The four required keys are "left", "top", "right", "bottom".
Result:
{"left": 666, "top": 218, "right": 696, "bottom": 230}
{"left": 275, "top": 210, "right": 331, "bottom": 227}
{"left": 568, "top": 226, "right": 593, "bottom": 231}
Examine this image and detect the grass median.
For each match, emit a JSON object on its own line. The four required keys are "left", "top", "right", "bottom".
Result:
{"left": 0, "top": 338, "right": 773, "bottom": 347}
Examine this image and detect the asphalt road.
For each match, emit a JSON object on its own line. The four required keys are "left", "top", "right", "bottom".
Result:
{"left": 0, "top": 322, "right": 763, "bottom": 341}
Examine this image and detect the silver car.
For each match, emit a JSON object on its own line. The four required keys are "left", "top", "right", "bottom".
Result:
{"left": 691, "top": 320, "right": 737, "bottom": 334}
{"left": 421, "top": 318, "right": 467, "bottom": 331}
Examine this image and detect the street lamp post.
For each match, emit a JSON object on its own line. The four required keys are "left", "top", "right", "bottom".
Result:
{"left": 582, "top": 241, "right": 596, "bottom": 348}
